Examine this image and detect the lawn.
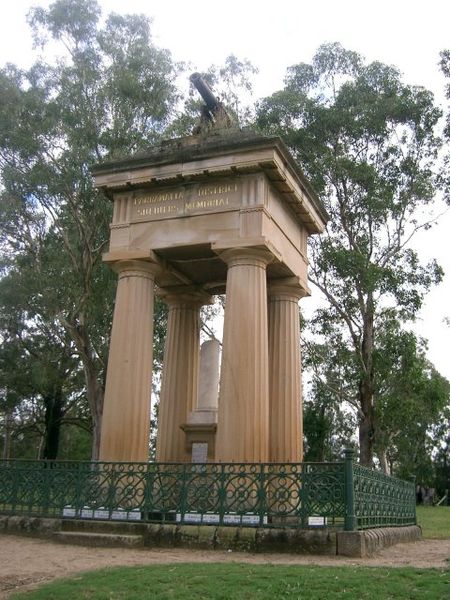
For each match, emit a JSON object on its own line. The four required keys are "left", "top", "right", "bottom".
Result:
{"left": 416, "top": 506, "right": 450, "bottom": 539}
{"left": 10, "top": 563, "right": 450, "bottom": 600}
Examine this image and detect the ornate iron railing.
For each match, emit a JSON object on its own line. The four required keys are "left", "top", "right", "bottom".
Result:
{"left": 352, "top": 463, "right": 416, "bottom": 529}
{"left": 0, "top": 460, "right": 345, "bottom": 528}
{"left": 0, "top": 455, "right": 416, "bottom": 530}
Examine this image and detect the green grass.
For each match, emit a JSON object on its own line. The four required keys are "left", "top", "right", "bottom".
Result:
{"left": 10, "top": 564, "right": 450, "bottom": 600}
{"left": 417, "top": 506, "right": 450, "bottom": 539}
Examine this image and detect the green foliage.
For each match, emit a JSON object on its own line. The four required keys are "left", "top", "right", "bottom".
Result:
{"left": 0, "top": 242, "right": 88, "bottom": 459}
{"left": 439, "top": 49, "right": 450, "bottom": 203}
{"left": 10, "top": 563, "right": 450, "bottom": 599}
{"left": 303, "top": 332, "right": 357, "bottom": 461}
{"left": 257, "top": 43, "right": 444, "bottom": 466}
{"left": 57, "top": 423, "right": 92, "bottom": 460}
{"left": 0, "top": 0, "right": 257, "bottom": 459}
{"left": 363, "top": 318, "right": 448, "bottom": 478}
{"left": 440, "top": 49, "right": 450, "bottom": 138}
{"left": 0, "top": 0, "right": 181, "bottom": 458}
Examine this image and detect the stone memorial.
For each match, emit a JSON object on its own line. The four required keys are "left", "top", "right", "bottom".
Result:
{"left": 92, "top": 76, "right": 328, "bottom": 464}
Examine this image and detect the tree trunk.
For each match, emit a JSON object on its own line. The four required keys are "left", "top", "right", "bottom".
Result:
{"left": 358, "top": 377, "right": 375, "bottom": 466}
{"left": 358, "top": 296, "right": 375, "bottom": 467}
{"left": 87, "top": 371, "right": 104, "bottom": 461}
{"left": 64, "top": 316, "right": 105, "bottom": 461}
{"left": 316, "top": 404, "right": 328, "bottom": 462}
{"left": 377, "top": 449, "right": 390, "bottom": 474}
{"left": 43, "top": 386, "right": 63, "bottom": 460}
{"left": 80, "top": 348, "right": 104, "bottom": 461}
{"left": 2, "top": 410, "right": 12, "bottom": 459}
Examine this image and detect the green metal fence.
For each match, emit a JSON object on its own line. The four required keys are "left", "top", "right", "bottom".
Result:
{"left": 0, "top": 454, "right": 416, "bottom": 530}
{"left": 353, "top": 466, "right": 416, "bottom": 529}
{"left": 343, "top": 449, "right": 416, "bottom": 530}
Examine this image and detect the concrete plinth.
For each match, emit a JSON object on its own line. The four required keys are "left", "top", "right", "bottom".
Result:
{"left": 0, "top": 516, "right": 422, "bottom": 557}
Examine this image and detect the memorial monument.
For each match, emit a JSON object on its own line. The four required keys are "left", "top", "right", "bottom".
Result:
{"left": 92, "top": 75, "right": 328, "bottom": 465}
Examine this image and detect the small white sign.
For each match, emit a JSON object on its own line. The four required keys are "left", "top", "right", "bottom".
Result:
{"left": 63, "top": 506, "right": 76, "bottom": 517}
{"left": 308, "top": 516, "right": 327, "bottom": 526}
{"left": 110, "top": 509, "right": 141, "bottom": 521}
{"left": 176, "top": 513, "right": 267, "bottom": 525}
{"left": 62, "top": 506, "right": 141, "bottom": 521}
{"left": 93, "top": 509, "right": 110, "bottom": 519}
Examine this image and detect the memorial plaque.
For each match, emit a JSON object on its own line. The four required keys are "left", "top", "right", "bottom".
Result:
{"left": 131, "top": 181, "right": 241, "bottom": 222}
{"left": 191, "top": 442, "right": 208, "bottom": 463}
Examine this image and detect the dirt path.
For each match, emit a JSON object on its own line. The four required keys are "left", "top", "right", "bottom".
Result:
{"left": 0, "top": 534, "right": 449, "bottom": 598}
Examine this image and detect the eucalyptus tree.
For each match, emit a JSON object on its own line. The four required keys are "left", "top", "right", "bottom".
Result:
{"left": 0, "top": 0, "right": 180, "bottom": 458}
{"left": 372, "top": 322, "right": 449, "bottom": 475}
{"left": 257, "top": 43, "right": 444, "bottom": 465}
{"left": 440, "top": 49, "right": 450, "bottom": 209}
{"left": 440, "top": 49, "right": 450, "bottom": 139}
{"left": 0, "top": 241, "right": 86, "bottom": 459}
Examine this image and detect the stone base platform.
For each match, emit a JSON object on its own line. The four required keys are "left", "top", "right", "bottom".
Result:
{"left": 0, "top": 516, "right": 421, "bottom": 557}
{"left": 337, "top": 526, "right": 422, "bottom": 557}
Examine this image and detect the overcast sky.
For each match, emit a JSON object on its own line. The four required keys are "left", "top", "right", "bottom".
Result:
{"left": 0, "top": 0, "right": 449, "bottom": 378}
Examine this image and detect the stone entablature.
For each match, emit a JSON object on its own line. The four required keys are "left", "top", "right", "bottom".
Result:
{"left": 94, "top": 133, "right": 327, "bottom": 296}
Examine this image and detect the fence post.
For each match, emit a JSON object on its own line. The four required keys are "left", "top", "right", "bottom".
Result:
{"left": 255, "top": 463, "right": 262, "bottom": 527}
{"left": 409, "top": 475, "right": 417, "bottom": 525}
{"left": 344, "top": 448, "right": 357, "bottom": 531}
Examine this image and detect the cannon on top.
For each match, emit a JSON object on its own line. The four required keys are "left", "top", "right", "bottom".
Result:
{"left": 190, "top": 72, "right": 236, "bottom": 134}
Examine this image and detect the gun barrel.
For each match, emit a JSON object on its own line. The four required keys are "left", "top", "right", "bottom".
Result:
{"left": 190, "top": 72, "right": 218, "bottom": 110}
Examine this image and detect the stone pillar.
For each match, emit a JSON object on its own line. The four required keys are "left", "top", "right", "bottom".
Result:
{"left": 156, "top": 288, "right": 211, "bottom": 462}
{"left": 197, "top": 339, "right": 220, "bottom": 414}
{"left": 215, "top": 248, "right": 273, "bottom": 463}
{"left": 181, "top": 339, "right": 220, "bottom": 462}
{"left": 99, "top": 260, "right": 159, "bottom": 462}
{"left": 268, "top": 279, "right": 305, "bottom": 463}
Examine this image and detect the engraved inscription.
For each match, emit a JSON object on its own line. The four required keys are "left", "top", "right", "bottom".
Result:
{"left": 130, "top": 182, "right": 240, "bottom": 221}
{"left": 134, "top": 190, "right": 184, "bottom": 206}
{"left": 186, "top": 197, "right": 229, "bottom": 211}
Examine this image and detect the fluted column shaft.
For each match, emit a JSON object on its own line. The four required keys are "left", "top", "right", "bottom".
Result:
{"left": 156, "top": 289, "right": 210, "bottom": 462}
{"left": 268, "top": 281, "right": 305, "bottom": 462}
{"left": 100, "top": 260, "right": 159, "bottom": 462}
{"left": 215, "top": 248, "right": 272, "bottom": 462}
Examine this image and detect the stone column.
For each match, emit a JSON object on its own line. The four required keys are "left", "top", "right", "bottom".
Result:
{"left": 156, "top": 288, "right": 211, "bottom": 462}
{"left": 268, "top": 279, "right": 305, "bottom": 463}
{"left": 215, "top": 248, "right": 273, "bottom": 463}
{"left": 99, "top": 260, "right": 160, "bottom": 463}
{"left": 197, "top": 339, "right": 220, "bottom": 414}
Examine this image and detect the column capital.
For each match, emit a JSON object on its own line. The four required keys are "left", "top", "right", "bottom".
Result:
{"left": 158, "top": 285, "right": 212, "bottom": 308}
{"left": 110, "top": 259, "right": 162, "bottom": 280}
{"left": 268, "top": 277, "right": 308, "bottom": 301}
{"left": 219, "top": 247, "right": 274, "bottom": 269}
